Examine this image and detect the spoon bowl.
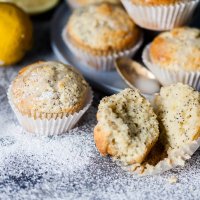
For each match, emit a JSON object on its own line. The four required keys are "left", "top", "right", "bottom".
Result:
{"left": 115, "top": 57, "right": 161, "bottom": 95}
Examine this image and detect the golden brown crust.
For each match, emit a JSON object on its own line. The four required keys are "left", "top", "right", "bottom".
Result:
{"left": 94, "top": 124, "right": 111, "bottom": 156}
{"left": 131, "top": 0, "right": 183, "bottom": 6}
{"left": 150, "top": 27, "right": 200, "bottom": 71}
{"left": 66, "top": 3, "right": 141, "bottom": 56}
{"left": 94, "top": 125, "right": 158, "bottom": 164}
{"left": 11, "top": 61, "right": 89, "bottom": 118}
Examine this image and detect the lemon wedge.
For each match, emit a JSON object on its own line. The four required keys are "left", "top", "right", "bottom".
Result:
{"left": 0, "top": 0, "right": 59, "bottom": 14}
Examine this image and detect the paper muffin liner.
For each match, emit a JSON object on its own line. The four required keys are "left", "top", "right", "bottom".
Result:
{"left": 62, "top": 32, "right": 143, "bottom": 71}
{"left": 7, "top": 85, "right": 93, "bottom": 136}
{"left": 128, "top": 138, "right": 200, "bottom": 176}
{"left": 121, "top": 0, "right": 199, "bottom": 31}
{"left": 142, "top": 44, "right": 200, "bottom": 91}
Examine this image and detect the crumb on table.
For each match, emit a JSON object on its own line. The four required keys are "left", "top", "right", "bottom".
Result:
{"left": 168, "top": 176, "right": 178, "bottom": 184}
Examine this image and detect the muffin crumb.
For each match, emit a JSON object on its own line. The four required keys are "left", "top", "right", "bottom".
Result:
{"left": 168, "top": 176, "right": 178, "bottom": 184}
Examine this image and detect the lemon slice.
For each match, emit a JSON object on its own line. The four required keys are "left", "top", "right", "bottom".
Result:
{"left": 0, "top": 0, "right": 59, "bottom": 14}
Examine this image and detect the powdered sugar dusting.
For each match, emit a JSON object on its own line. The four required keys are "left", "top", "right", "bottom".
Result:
{"left": 1, "top": 81, "right": 200, "bottom": 199}
{"left": 37, "top": 91, "right": 54, "bottom": 100}
{"left": 1, "top": 18, "right": 200, "bottom": 199}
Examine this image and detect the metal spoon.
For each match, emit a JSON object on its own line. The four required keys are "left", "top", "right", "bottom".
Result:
{"left": 115, "top": 57, "right": 161, "bottom": 96}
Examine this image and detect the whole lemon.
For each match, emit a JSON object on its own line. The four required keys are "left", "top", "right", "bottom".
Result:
{"left": 0, "top": 3, "right": 33, "bottom": 66}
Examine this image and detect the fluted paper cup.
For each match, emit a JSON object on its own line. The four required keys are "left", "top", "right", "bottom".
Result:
{"left": 121, "top": 0, "right": 199, "bottom": 31}
{"left": 7, "top": 85, "right": 93, "bottom": 136}
{"left": 129, "top": 138, "right": 200, "bottom": 175}
{"left": 142, "top": 44, "right": 200, "bottom": 91}
{"left": 62, "top": 32, "right": 143, "bottom": 71}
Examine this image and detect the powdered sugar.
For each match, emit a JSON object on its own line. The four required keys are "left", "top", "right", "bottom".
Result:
{"left": 37, "top": 91, "right": 54, "bottom": 100}
{"left": 1, "top": 80, "right": 200, "bottom": 199}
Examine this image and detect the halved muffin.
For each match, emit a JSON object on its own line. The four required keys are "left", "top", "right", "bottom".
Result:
{"left": 94, "top": 88, "right": 159, "bottom": 164}
{"left": 155, "top": 83, "right": 200, "bottom": 149}
{"left": 136, "top": 83, "right": 200, "bottom": 175}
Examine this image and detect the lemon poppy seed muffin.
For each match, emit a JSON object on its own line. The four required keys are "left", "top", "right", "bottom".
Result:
{"left": 65, "top": 3, "right": 141, "bottom": 55}
{"left": 150, "top": 27, "right": 200, "bottom": 71}
{"left": 11, "top": 61, "right": 89, "bottom": 118}
{"left": 155, "top": 83, "right": 200, "bottom": 149}
{"left": 130, "top": 0, "right": 187, "bottom": 6}
{"left": 94, "top": 88, "right": 159, "bottom": 164}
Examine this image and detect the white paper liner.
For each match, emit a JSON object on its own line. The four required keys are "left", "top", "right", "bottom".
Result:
{"left": 121, "top": 0, "right": 199, "bottom": 31}
{"left": 62, "top": 32, "right": 143, "bottom": 71}
{"left": 142, "top": 44, "right": 200, "bottom": 91}
{"left": 128, "top": 138, "right": 200, "bottom": 176}
{"left": 7, "top": 85, "right": 93, "bottom": 136}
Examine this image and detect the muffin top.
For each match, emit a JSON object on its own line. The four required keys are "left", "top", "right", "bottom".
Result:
{"left": 150, "top": 27, "right": 200, "bottom": 71}
{"left": 66, "top": 3, "right": 141, "bottom": 55}
{"left": 11, "top": 61, "right": 89, "bottom": 116}
{"left": 131, "top": 0, "right": 187, "bottom": 6}
{"left": 71, "top": 0, "right": 121, "bottom": 6}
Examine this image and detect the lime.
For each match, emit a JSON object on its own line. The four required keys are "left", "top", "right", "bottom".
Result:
{"left": 0, "top": 0, "right": 59, "bottom": 14}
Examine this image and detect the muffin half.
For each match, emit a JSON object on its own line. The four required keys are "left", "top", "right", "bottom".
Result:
{"left": 155, "top": 83, "right": 200, "bottom": 149}
{"left": 94, "top": 88, "right": 159, "bottom": 164}
{"left": 138, "top": 83, "right": 200, "bottom": 175}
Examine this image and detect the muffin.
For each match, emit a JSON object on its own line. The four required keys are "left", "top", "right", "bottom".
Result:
{"left": 138, "top": 83, "right": 200, "bottom": 175}
{"left": 156, "top": 83, "right": 200, "bottom": 148}
{"left": 67, "top": 0, "right": 121, "bottom": 8}
{"left": 150, "top": 27, "right": 200, "bottom": 71}
{"left": 8, "top": 61, "right": 92, "bottom": 136}
{"left": 94, "top": 88, "right": 159, "bottom": 164}
{"left": 63, "top": 3, "right": 142, "bottom": 71}
{"left": 143, "top": 27, "right": 200, "bottom": 90}
{"left": 121, "top": 0, "right": 199, "bottom": 30}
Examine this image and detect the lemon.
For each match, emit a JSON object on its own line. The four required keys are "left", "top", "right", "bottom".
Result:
{"left": 0, "top": 0, "right": 59, "bottom": 14}
{"left": 0, "top": 3, "right": 33, "bottom": 66}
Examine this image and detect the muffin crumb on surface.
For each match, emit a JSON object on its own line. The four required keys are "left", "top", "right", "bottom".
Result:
{"left": 168, "top": 176, "right": 178, "bottom": 184}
